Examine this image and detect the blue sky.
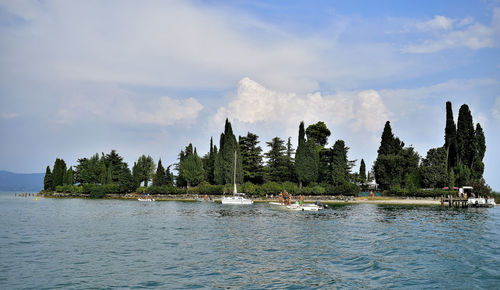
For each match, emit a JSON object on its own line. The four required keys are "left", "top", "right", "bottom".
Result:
{"left": 1, "top": 0, "right": 499, "bottom": 190}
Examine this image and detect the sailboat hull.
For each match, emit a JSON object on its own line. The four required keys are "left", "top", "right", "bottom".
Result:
{"left": 221, "top": 196, "right": 253, "bottom": 204}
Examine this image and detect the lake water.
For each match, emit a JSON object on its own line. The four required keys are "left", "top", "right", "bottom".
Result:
{"left": 1, "top": 193, "right": 499, "bottom": 289}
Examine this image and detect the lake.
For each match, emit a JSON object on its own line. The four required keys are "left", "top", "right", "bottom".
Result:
{"left": 1, "top": 193, "right": 499, "bottom": 289}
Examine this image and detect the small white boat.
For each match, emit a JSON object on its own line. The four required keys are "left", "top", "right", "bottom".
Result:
{"left": 269, "top": 201, "right": 321, "bottom": 211}
{"left": 195, "top": 196, "right": 214, "bottom": 202}
{"left": 138, "top": 197, "right": 155, "bottom": 202}
{"left": 467, "top": 197, "right": 496, "bottom": 208}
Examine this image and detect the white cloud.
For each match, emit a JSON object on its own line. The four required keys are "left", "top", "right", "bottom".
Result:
{"left": 404, "top": 9, "right": 500, "bottom": 53}
{"left": 55, "top": 84, "right": 203, "bottom": 127}
{"left": 215, "top": 78, "right": 389, "bottom": 133}
{"left": 416, "top": 15, "right": 454, "bottom": 31}
{"left": 1, "top": 113, "right": 18, "bottom": 119}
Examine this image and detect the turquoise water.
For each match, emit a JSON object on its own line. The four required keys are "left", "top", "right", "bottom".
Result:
{"left": 1, "top": 194, "right": 499, "bottom": 289}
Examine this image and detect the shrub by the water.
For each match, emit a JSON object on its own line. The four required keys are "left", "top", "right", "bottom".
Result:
{"left": 384, "top": 188, "right": 456, "bottom": 198}
{"left": 89, "top": 186, "right": 105, "bottom": 199}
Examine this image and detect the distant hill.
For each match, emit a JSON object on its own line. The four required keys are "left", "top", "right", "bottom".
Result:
{"left": 0, "top": 170, "right": 44, "bottom": 192}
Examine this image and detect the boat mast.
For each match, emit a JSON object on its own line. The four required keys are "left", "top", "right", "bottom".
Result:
{"left": 233, "top": 151, "right": 237, "bottom": 194}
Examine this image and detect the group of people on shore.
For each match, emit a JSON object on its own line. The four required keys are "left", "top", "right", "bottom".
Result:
{"left": 278, "top": 190, "right": 305, "bottom": 206}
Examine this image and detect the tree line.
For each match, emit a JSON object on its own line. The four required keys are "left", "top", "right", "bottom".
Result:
{"left": 43, "top": 101, "right": 491, "bottom": 197}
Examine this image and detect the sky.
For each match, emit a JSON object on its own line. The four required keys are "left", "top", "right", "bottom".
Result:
{"left": 0, "top": 0, "right": 499, "bottom": 190}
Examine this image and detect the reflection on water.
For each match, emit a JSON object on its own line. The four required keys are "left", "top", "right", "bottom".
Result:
{"left": 0, "top": 198, "right": 499, "bottom": 289}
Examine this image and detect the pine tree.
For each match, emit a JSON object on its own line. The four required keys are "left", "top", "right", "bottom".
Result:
{"left": 154, "top": 159, "right": 167, "bottom": 186}
{"left": 239, "top": 132, "right": 264, "bottom": 184}
{"left": 264, "top": 137, "right": 288, "bottom": 182}
{"left": 305, "top": 121, "right": 331, "bottom": 147}
{"left": 44, "top": 166, "right": 52, "bottom": 191}
{"left": 377, "top": 121, "right": 403, "bottom": 156}
{"left": 180, "top": 149, "right": 205, "bottom": 188}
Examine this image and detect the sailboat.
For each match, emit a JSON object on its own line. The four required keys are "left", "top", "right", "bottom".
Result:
{"left": 221, "top": 151, "right": 253, "bottom": 205}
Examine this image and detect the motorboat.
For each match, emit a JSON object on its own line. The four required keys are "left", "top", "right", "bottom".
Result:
{"left": 269, "top": 201, "right": 321, "bottom": 211}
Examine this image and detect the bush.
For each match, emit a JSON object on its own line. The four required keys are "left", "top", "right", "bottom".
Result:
{"left": 102, "top": 183, "right": 119, "bottom": 194}
{"left": 146, "top": 185, "right": 186, "bottom": 195}
{"left": 332, "top": 183, "right": 360, "bottom": 196}
{"left": 300, "top": 183, "right": 325, "bottom": 195}
{"left": 89, "top": 186, "right": 105, "bottom": 199}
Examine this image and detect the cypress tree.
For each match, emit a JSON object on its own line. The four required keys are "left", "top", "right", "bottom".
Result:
{"left": 472, "top": 123, "right": 486, "bottom": 179}
{"left": 44, "top": 166, "right": 52, "bottom": 191}
{"left": 66, "top": 167, "right": 75, "bottom": 185}
{"left": 359, "top": 159, "right": 366, "bottom": 183}
{"left": 295, "top": 121, "right": 318, "bottom": 188}
{"left": 331, "top": 140, "right": 349, "bottom": 186}
{"left": 456, "top": 104, "right": 475, "bottom": 167}
{"left": 214, "top": 119, "right": 242, "bottom": 185}
{"left": 52, "top": 158, "right": 67, "bottom": 188}
{"left": 285, "top": 137, "right": 296, "bottom": 182}
{"left": 378, "top": 121, "right": 403, "bottom": 156}
{"left": 444, "top": 101, "right": 458, "bottom": 171}
{"left": 180, "top": 149, "right": 205, "bottom": 188}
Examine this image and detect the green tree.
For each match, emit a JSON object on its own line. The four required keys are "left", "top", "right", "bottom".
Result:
{"left": 153, "top": 159, "right": 167, "bottom": 186}
{"left": 331, "top": 140, "right": 349, "bottom": 186}
{"left": 377, "top": 121, "right": 404, "bottom": 156}
{"left": 214, "top": 119, "right": 242, "bottom": 185}
{"left": 134, "top": 155, "right": 156, "bottom": 187}
{"left": 359, "top": 159, "right": 366, "bottom": 183}
{"left": 66, "top": 167, "right": 75, "bottom": 185}
{"left": 456, "top": 104, "right": 476, "bottom": 167}
{"left": 75, "top": 153, "right": 104, "bottom": 184}
{"left": 448, "top": 169, "right": 455, "bottom": 189}
{"left": 444, "top": 101, "right": 458, "bottom": 171}
{"left": 264, "top": 137, "right": 288, "bottom": 182}
{"left": 285, "top": 137, "right": 296, "bottom": 182}
{"left": 180, "top": 150, "right": 205, "bottom": 188}
{"left": 52, "top": 158, "right": 67, "bottom": 188}
{"left": 239, "top": 132, "right": 264, "bottom": 184}
{"left": 295, "top": 122, "right": 318, "bottom": 188}
{"left": 206, "top": 137, "right": 217, "bottom": 184}
{"left": 305, "top": 121, "right": 331, "bottom": 147}
{"left": 44, "top": 166, "right": 52, "bottom": 191}
{"left": 420, "top": 147, "right": 448, "bottom": 188}
{"left": 471, "top": 123, "right": 486, "bottom": 179}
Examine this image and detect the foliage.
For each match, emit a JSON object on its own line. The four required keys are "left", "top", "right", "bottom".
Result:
{"left": 146, "top": 185, "right": 186, "bottom": 195}
{"left": 456, "top": 104, "right": 476, "bottom": 168}
{"left": 239, "top": 132, "right": 264, "bottom": 184}
{"left": 305, "top": 121, "right": 331, "bottom": 147}
{"left": 295, "top": 122, "right": 319, "bottom": 187}
{"left": 133, "top": 155, "right": 156, "bottom": 187}
{"left": 213, "top": 119, "right": 243, "bottom": 185}
{"left": 180, "top": 151, "right": 205, "bottom": 187}
{"left": 44, "top": 166, "right": 52, "bottom": 191}
{"left": 89, "top": 186, "right": 105, "bottom": 199}
{"left": 377, "top": 121, "right": 404, "bottom": 156}
{"left": 420, "top": 147, "right": 448, "bottom": 188}
{"left": 444, "top": 101, "right": 458, "bottom": 171}
{"left": 52, "top": 158, "right": 67, "bottom": 189}
{"left": 470, "top": 178, "right": 492, "bottom": 197}
{"left": 264, "top": 137, "right": 289, "bottom": 182}
{"left": 359, "top": 159, "right": 366, "bottom": 183}
{"left": 385, "top": 188, "right": 457, "bottom": 198}
{"left": 331, "top": 140, "right": 350, "bottom": 186}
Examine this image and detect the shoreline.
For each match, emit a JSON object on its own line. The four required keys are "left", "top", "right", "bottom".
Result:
{"left": 38, "top": 192, "right": 442, "bottom": 206}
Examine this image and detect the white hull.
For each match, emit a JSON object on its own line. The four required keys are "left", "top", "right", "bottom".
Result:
{"left": 269, "top": 202, "right": 321, "bottom": 211}
{"left": 138, "top": 198, "right": 155, "bottom": 202}
{"left": 221, "top": 196, "right": 253, "bottom": 204}
{"left": 467, "top": 198, "right": 496, "bottom": 208}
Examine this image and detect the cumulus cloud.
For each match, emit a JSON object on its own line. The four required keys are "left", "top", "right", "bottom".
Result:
{"left": 404, "top": 9, "right": 500, "bottom": 53}
{"left": 215, "top": 78, "right": 389, "bottom": 133}
{"left": 56, "top": 85, "right": 203, "bottom": 127}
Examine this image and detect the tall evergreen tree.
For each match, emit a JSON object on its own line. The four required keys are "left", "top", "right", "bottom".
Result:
{"left": 377, "top": 121, "right": 404, "bottom": 156}
{"left": 52, "top": 158, "right": 67, "bottom": 188}
{"left": 153, "top": 159, "right": 167, "bottom": 186}
{"left": 472, "top": 123, "right": 486, "bottom": 179}
{"left": 214, "top": 119, "right": 242, "bottom": 184}
{"left": 264, "top": 137, "right": 289, "bottom": 182}
{"left": 295, "top": 121, "right": 318, "bottom": 188}
{"left": 456, "top": 104, "right": 476, "bottom": 167}
{"left": 359, "top": 159, "right": 366, "bottom": 183}
{"left": 180, "top": 149, "right": 205, "bottom": 188}
{"left": 66, "top": 167, "right": 75, "bottom": 185}
{"left": 331, "top": 140, "right": 349, "bottom": 186}
{"left": 285, "top": 137, "right": 296, "bottom": 182}
{"left": 44, "top": 166, "right": 52, "bottom": 191}
{"left": 444, "top": 101, "right": 458, "bottom": 171}
{"left": 239, "top": 132, "right": 264, "bottom": 184}
{"left": 206, "top": 137, "right": 216, "bottom": 184}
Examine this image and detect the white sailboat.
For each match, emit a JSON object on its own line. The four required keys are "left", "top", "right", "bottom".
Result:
{"left": 221, "top": 151, "right": 253, "bottom": 205}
